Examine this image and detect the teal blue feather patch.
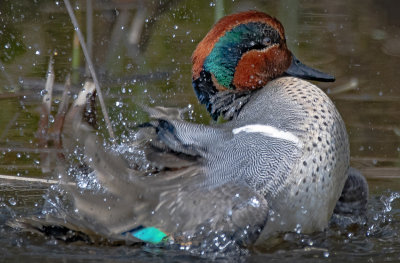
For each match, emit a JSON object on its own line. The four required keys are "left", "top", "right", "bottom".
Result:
{"left": 130, "top": 227, "right": 168, "bottom": 244}
{"left": 204, "top": 22, "right": 265, "bottom": 89}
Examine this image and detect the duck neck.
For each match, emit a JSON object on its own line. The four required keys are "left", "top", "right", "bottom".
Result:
{"left": 192, "top": 70, "right": 252, "bottom": 121}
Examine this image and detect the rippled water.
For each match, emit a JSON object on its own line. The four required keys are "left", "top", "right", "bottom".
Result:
{"left": 1, "top": 182, "right": 400, "bottom": 262}
{"left": 0, "top": 0, "right": 400, "bottom": 262}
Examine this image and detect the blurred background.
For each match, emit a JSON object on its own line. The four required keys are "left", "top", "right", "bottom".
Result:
{"left": 0, "top": 0, "right": 400, "bottom": 261}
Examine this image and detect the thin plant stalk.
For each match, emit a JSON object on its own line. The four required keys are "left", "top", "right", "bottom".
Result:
{"left": 128, "top": 6, "right": 147, "bottom": 45}
{"left": 72, "top": 31, "right": 81, "bottom": 84}
{"left": 214, "top": 0, "right": 224, "bottom": 22}
{"left": 64, "top": 0, "right": 115, "bottom": 141}
{"left": 0, "top": 174, "right": 75, "bottom": 186}
{"left": 85, "top": 0, "right": 93, "bottom": 76}
{"left": 38, "top": 56, "right": 55, "bottom": 174}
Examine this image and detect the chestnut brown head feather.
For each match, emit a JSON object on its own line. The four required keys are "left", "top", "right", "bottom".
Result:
{"left": 192, "top": 10, "right": 287, "bottom": 82}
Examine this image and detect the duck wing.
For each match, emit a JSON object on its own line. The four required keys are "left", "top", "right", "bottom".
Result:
{"left": 19, "top": 107, "right": 270, "bottom": 246}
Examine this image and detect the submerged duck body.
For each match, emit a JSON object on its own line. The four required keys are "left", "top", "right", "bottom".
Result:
{"left": 15, "top": 11, "right": 367, "bottom": 250}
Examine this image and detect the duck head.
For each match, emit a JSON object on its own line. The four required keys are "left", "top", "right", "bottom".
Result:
{"left": 192, "top": 10, "right": 334, "bottom": 120}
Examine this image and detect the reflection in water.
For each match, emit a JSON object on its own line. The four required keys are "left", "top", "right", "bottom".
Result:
{"left": 0, "top": 0, "right": 400, "bottom": 262}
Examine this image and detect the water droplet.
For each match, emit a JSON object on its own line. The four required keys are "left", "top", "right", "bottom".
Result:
{"left": 381, "top": 192, "right": 400, "bottom": 213}
{"left": 78, "top": 180, "right": 88, "bottom": 189}
{"left": 8, "top": 198, "right": 17, "bottom": 206}
{"left": 249, "top": 197, "right": 260, "bottom": 208}
{"left": 294, "top": 224, "right": 302, "bottom": 234}
{"left": 40, "top": 89, "right": 48, "bottom": 96}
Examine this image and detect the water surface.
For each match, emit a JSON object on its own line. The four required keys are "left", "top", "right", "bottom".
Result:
{"left": 0, "top": 0, "right": 400, "bottom": 262}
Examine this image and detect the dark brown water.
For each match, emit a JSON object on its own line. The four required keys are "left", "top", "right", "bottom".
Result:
{"left": 0, "top": 0, "right": 400, "bottom": 262}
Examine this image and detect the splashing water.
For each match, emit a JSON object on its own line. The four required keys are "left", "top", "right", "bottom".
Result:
{"left": 381, "top": 192, "right": 400, "bottom": 213}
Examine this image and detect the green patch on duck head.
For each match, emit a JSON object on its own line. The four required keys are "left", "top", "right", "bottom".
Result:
{"left": 203, "top": 22, "right": 280, "bottom": 90}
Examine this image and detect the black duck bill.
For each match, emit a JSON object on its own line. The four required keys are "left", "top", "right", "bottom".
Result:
{"left": 285, "top": 54, "right": 335, "bottom": 82}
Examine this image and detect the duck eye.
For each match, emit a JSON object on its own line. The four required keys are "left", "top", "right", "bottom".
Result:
{"left": 263, "top": 37, "right": 272, "bottom": 45}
